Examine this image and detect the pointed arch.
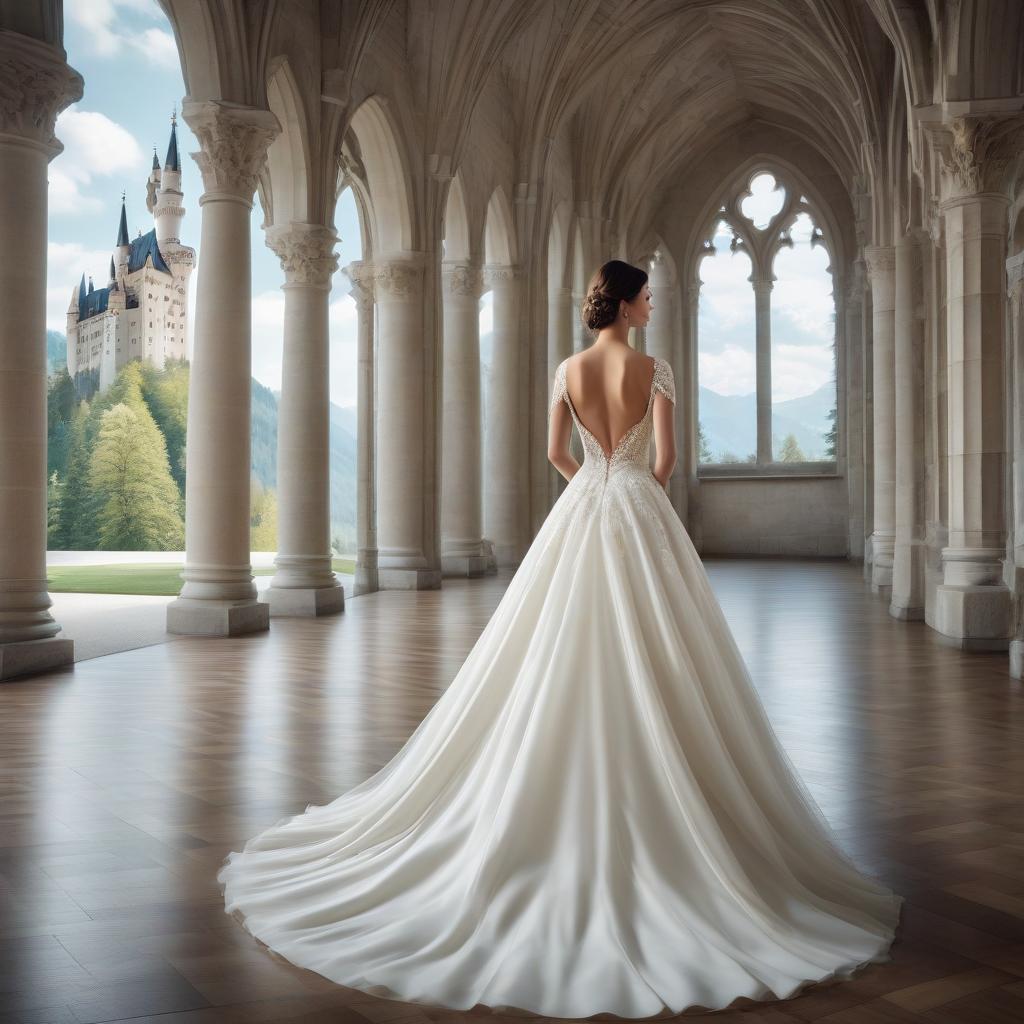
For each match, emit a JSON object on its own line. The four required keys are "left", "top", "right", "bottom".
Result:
{"left": 264, "top": 56, "right": 311, "bottom": 226}
{"left": 443, "top": 172, "right": 472, "bottom": 262}
{"left": 484, "top": 186, "right": 516, "bottom": 267}
{"left": 346, "top": 96, "right": 415, "bottom": 255}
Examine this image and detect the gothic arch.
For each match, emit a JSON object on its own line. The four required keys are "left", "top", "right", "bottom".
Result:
{"left": 443, "top": 172, "right": 472, "bottom": 262}
{"left": 685, "top": 155, "right": 848, "bottom": 296}
{"left": 264, "top": 56, "right": 311, "bottom": 227}
{"left": 345, "top": 95, "right": 416, "bottom": 256}
{"left": 484, "top": 185, "right": 516, "bottom": 267}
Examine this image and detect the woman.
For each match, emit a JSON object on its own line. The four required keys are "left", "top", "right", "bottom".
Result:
{"left": 217, "top": 259, "right": 903, "bottom": 1018}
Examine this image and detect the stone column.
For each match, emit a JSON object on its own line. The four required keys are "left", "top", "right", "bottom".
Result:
{"left": 345, "top": 261, "right": 378, "bottom": 597}
{"left": 167, "top": 100, "right": 280, "bottom": 636}
{"left": 263, "top": 222, "right": 342, "bottom": 616}
{"left": 1007, "top": 254, "right": 1024, "bottom": 674}
{"left": 752, "top": 274, "right": 773, "bottom": 463}
{"left": 374, "top": 255, "right": 441, "bottom": 590}
{"left": 891, "top": 230, "right": 927, "bottom": 619}
{"left": 0, "top": 31, "right": 81, "bottom": 680}
{"left": 440, "top": 261, "right": 486, "bottom": 577}
{"left": 483, "top": 264, "right": 524, "bottom": 566}
{"left": 844, "top": 261, "right": 866, "bottom": 561}
{"left": 864, "top": 245, "right": 896, "bottom": 593}
{"left": 934, "top": 191, "right": 1012, "bottom": 647}
{"left": 547, "top": 283, "right": 575, "bottom": 501}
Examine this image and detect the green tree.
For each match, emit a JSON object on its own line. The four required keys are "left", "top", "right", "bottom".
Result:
{"left": 719, "top": 450, "right": 742, "bottom": 463}
{"left": 697, "top": 419, "right": 712, "bottom": 463}
{"left": 89, "top": 402, "right": 184, "bottom": 549}
{"left": 823, "top": 404, "right": 837, "bottom": 460}
{"left": 140, "top": 357, "right": 189, "bottom": 496}
{"left": 54, "top": 402, "right": 98, "bottom": 549}
{"left": 47, "top": 470, "right": 63, "bottom": 546}
{"left": 778, "top": 433, "right": 806, "bottom": 462}
{"left": 250, "top": 476, "right": 278, "bottom": 551}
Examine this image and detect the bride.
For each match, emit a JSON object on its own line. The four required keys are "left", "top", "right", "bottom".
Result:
{"left": 217, "top": 259, "right": 903, "bottom": 1018}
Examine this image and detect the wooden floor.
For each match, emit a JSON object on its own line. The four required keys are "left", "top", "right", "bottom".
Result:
{"left": 1, "top": 559, "right": 1023, "bottom": 1023}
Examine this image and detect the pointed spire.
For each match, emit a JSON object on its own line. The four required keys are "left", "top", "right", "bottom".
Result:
{"left": 116, "top": 190, "right": 129, "bottom": 247}
{"left": 87, "top": 276, "right": 94, "bottom": 294}
{"left": 109, "top": 255, "right": 116, "bottom": 281}
{"left": 164, "top": 107, "right": 180, "bottom": 172}
{"left": 152, "top": 146, "right": 160, "bottom": 171}
{"left": 78, "top": 273, "right": 87, "bottom": 306}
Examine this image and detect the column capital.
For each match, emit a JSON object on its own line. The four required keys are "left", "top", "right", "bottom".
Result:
{"left": 373, "top": 255, "right": 427, "bottom": 301}
{"left": 863, "top": 244, "right": 896, "bottom": 279}
{"left": 442, "top": 261, "right": 484, "bottom": 298}
{"left": 927, "top": 112, "right": 1024, "bottom": 201}
{"left": 482, "top": 263, "right": 522, "bottom": 287}
{"left": 343, "top": 259, "right": 376, "bottom": 310}
{"left": 0, "top": 31, "right": 83, "bottom": 157}
{"left": 265, "top": 222, "right": 339, "bottom": 286}
{"left": 181, "top": 99, "right": 280, "bottom": 201}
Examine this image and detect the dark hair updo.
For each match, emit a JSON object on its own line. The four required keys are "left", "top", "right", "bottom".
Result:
{"left": 581, "top": 259, "right": 649, "bottom": 332}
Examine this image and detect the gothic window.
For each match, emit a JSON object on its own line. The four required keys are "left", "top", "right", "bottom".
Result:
{"left": 696, "top": 170, "right": 837, "bottom": 472}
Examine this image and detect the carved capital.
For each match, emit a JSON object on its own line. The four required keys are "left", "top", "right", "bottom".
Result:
{"left": 442, "top": 261, "right": 484, "bottom": 298}
{"left": 863, "top": 245, "right": 896, "bottom": 280}
{"left": 343, "top": 260, "right": 375, "bottom": 310}
{"left": 182, "top": 99, "right": 280, "bottom": 200}
{"left": 266, "top": 223, "right": 339, "bottom": 286}
{"left": 482, "top": 263, "right": 522, "bottom": 287}
{"left": 930, "top": 113, "right": 1024, "bottom": 201}
{"left": 373, "top": 257, "right": 425, "bottom": 300}
{"left": 0, "top": 31, "right": 83, "bottom": 156}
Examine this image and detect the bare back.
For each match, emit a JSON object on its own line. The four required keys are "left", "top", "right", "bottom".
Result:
{"left": 563, "top": 348, "right": 656, "bottom": 458}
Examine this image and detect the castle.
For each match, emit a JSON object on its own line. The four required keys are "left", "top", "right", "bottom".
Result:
{"left": 66, "top": 114, "right": 196, "bottom": 397}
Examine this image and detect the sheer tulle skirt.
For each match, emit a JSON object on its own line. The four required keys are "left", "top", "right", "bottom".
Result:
{"left": 217, "top": 462, "right": 902, "bottom": 1018}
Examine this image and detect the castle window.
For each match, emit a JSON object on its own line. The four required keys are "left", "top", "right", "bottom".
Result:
{"left": 696, "top": 169, "right": 837, "bottom": 473}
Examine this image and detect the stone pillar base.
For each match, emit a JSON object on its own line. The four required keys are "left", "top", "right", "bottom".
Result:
{"left": 263, "top": 586, "right": 344, "bottom": 617}
{"left": 890, "top": 544, "right": 926, "bottom": 619}
{"left": 167, "top": 598, "right": 270, "bottom": 637}
{"left": 932, "top": 584, "right": 1011, "bottom": 649}
{"left": 377, "top": 568, "right": 442, "bottom": 591}
{"left": 481, "top": 539, "right": 498, "bottom": 574}
{"left": 441, "top": 554, "right": 488, "bottom": 578}
{"left": 492, "top": 543, "right": 523, "bottom": 569}
{"left": 889, "top": 601, "right": 924, "bottom": 621}
{"left": 0, "top": 637, "right": 74, "bottom": 681}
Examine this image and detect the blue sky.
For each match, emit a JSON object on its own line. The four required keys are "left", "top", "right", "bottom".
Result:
{"left": 48, "top": 0, "right": 363, "bottom": 408}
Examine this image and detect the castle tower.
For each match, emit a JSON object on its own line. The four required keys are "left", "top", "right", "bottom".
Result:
{"left": 65, "top": 111, "right": 196, "bottom": 397}
{"left": 153, "top": 111, "right": 184, "bottom": 245}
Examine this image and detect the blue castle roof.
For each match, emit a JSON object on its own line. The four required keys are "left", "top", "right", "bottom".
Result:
{"left": 164, "top": 118, "right": 180, "bottom": 172}
{"left": 127, "top": 228, "right": 171, "bottom": 274}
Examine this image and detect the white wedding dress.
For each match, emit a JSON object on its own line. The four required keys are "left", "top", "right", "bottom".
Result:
{"left": 217, "top": 355, "right": 903, "bottom": 1018}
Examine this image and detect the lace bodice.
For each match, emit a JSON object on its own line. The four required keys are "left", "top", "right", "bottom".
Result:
{"left": 550, "top": 355, "right": 676, "bottom": 479}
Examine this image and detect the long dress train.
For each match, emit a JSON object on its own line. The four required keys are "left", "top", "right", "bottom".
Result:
{"left": 217, "top": 355, "right": 903, "bottom": 1018}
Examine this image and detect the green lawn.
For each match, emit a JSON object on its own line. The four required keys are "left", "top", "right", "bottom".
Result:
{"left": 46, "top": 559, "right": 356, "bottom": 596}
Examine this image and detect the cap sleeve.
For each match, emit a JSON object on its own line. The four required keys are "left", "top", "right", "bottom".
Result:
{"left": 652, "top": 357, "right": 676, "bottom": 405}
{"left": 549, "top": 358, "right": 568, "bottom": 415}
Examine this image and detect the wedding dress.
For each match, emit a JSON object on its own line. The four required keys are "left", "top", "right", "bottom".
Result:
{"left": 217, "top": 354, "right": 903, "bottom": 1018}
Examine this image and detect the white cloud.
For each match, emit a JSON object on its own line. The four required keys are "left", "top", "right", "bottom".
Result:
{"left": 50, "top": 106, "right": 145, "bottom": 215}
{"left": 698, "top": 343, "right": 756, "bottom": 396}
{"left": 136, "top": 26, "right": 181, "bottom": 70}
{"left": 67, "top": 0, "right": 178, "bottom": 69}
{"left": 47, "top": 240, "right": 117, "bottom": 330}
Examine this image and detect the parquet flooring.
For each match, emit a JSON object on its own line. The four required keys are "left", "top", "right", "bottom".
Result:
{"left": 1, "top": 558, "right": 1022, "bottom": 1023}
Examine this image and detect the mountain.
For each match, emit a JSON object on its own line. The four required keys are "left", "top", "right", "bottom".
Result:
{"left": 698, "top": 381, "right": 836, "bottom": 461}
{"left": 47, "top": 330, "right": 67, "bottom": 376}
